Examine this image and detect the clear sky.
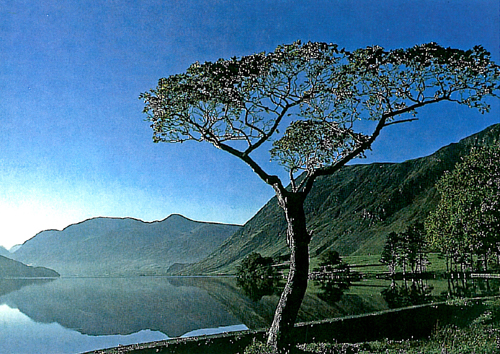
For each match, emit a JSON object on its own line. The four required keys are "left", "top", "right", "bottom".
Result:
{"left": 0, "top": 0, "right": 499, "bottom": 249}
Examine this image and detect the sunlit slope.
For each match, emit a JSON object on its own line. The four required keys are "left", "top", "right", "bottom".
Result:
{"left": 182, "top": 123, "right": 500, "bottom": 275}
{"left": 12, "top": 214, "right": 240, "bottom": 276}
{"left": 0, "top": 255, "right": 59, "bottom": 278}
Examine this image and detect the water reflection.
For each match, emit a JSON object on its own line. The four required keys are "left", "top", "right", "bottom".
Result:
{"left": 315, "top": 278, "right": 351, "bottom": 306}
{"left": 0, "top": 304, "right": 168, "bottom": 354}
{"left": 443, "top": 277, "right": 500, "bottom": 299}
{"left": 381, "top": 279, "right": 433, "bottom": 308}
{"left": 236, "top": 276, "right": 283, "bottom": 302}
{"left": 379, "top": 276, "right": 500, "bottom": 308}
{"left": 0, "top": 278, "right": 54, "bottom": 297}
{"left": 2, "top": 275, "right": 498, "bottom": 354}
{"left": 0, "top": 277, "right": 242, "bottom": 338}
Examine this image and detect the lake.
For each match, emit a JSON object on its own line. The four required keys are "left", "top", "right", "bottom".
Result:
{"left": 1, "top": 275, "right": 499, "bottom": 354}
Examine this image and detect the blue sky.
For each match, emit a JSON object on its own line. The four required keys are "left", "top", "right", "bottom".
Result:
{"left": 0, "top": 0, "right": 499, "bottom": 249}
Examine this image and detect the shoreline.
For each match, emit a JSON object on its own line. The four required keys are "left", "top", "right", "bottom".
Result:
{"left": 85, "top": 297, "right": 495, "bottom": 354}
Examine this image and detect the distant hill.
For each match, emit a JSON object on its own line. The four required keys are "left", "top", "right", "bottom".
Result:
{"left": 9, "top": 244, "right": 22, "bottom": 253}
{"left": 181, "top": 124, "right": 500, "bottom": 275}
{"left": 12, "top": 214, "right": 240, "bottom": 276}
{"left": 0, "top": 246, "right": 10, "bottom": 257}
{"left": 0, "top": 255, "right": 59, "bottom": 278}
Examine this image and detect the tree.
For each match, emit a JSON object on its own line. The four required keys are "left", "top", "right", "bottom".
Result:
{"left": 404, "top": 223, "right": 428, "bottom": 274}
{"left": 236, "top": 252, "right": 280, "bottom": 301}
{"left": 380, "top": 223, "right": 428, "bottom": 277}
{"left": 312, "top": 249, "right": 351, "bottom": 279}
{"left": 141, "top": 41, "right": 500, "bottom": 352}
{"left": 426, "top": 144, "right": 500, "bottom": 272}
{"left": 380, "top": 231, "right": 400, "bottom": 276}
{"left": 317, "top": 249, "right": 342, "bottom": 269}
{"left": 237, "top": 252, "right": 276, "bottom": 279}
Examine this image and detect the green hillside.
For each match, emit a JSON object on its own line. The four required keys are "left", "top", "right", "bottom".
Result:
{"left": 0, "top": 255, "right": 59, "bottom": 278}
{"left": 181, "top": 124, "right": 500, "bottom": 275}
{"left": 13, "top": 214, "right": 240, "bottom": 276}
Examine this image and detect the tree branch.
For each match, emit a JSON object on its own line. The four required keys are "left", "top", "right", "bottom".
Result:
{"left": 300, "top": 95, "right": 451, "bottom": 195}
{"left": 214, "top": 141, "right": 286, "bottom": 193}
{"left": 243, "top": 100, "right": 299, "bottom": 156}
{"left": 383, "top": 118, "right": 419, "bottom": 127}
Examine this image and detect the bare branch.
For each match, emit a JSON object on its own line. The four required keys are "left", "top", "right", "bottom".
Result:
{"left": 383, "top": 118, "right": 419, "bottom": 127}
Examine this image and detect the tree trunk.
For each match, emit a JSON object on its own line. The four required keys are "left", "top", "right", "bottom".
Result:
{"left": 267, "top": 192, "right": 310, "bottom": 353}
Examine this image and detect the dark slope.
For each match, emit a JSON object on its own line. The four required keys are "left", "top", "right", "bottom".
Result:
{"left": 13, "top": 214, "right": 240, "bottom": 276}
{"left": 0, "top": 255, "right": 59, "bottom": 278}
{"left": 181, "top": 124, "right": 500, "bottom": 275}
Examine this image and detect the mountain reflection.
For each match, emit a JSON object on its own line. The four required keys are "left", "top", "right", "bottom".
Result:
{"left": 0, "top": 277, "right": 242, "bottom": 338}
{"left": 0, "top": 278, "right": 54, "bottom": 298}
{"left": 0, "top": 276, "right": 393, "bottom": 342}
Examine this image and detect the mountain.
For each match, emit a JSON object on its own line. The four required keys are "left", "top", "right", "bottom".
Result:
{"left": 12, "top": 214, "right": 241, "bottom": 276}
{"left": 0, "top": 255, "right": 59, "bottom": 278}
{"left": 0, "top": 246, "right": 10, "bottom": 257}
{"left": 180, "top": 123, "right": 500, "bottom": 275}
{"left": 9, "top": 244, "right": 22, "bottom": 253}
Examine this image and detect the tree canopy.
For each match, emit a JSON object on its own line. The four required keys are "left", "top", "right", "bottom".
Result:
{"left": 426, "top": 144, "right": 500, "bottom": 271}
{"left": 141, "top": 41, "right": 499, "bottom": 196}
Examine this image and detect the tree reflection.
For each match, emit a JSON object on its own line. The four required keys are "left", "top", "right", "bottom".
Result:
{"left": 315, "top": 278, "right": 351, "bottom": 305}
{"left": 236, "top": 276, "right": 282, "bottom": 302}
{"left": 381, "top": 279, "right": 433, "bottom": 308}
{"left": 312, "top": 250, "right": 353, "bottom": 305}
{"left": 236, "top": 252, "right": 283, "bottom": 301}
{"left": 443, "top": 277, "right": 500, "bottom": 299}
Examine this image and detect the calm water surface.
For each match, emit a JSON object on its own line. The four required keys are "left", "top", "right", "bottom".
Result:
{"left": 0, "top": 276, "right": 498, "bottom": 354}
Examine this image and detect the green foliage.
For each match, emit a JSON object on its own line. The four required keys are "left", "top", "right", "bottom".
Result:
{"left": 379, "top": 223, "right": 428, "bottom": 275}
{"left": 285, "top": 303, "right": 500, "bottom": 353}
{"left": 141, "top": 41, "right": 499, "bottom": 184}
{"left": 379, "top": 232, "right": 399, "bottom": 275}
{"left": 237, "top": 252, "right": 276, "bottom": 279}
{"left": 243, "top": 339, "right": 274, "bottom": 354}
{"left": 312, "top": 250, "right": 352, "bottom": 305}
{"left": 381, "top": 279, "right": 433, "bottom": 308}
{"left": 426, "top": 144, "right": 500, "bottom": 271}
{"left": 236, "top": 252, "right": 281, "bottom": 301}
{"left": 270, "top": 120, "right": 369, "bottom": 173}
{"left": 318, "top": 250, "right": 343, "bottom": 269}
{"left": 313, "top": 249, "right": 350, "bottom": 276}
{"left": 142, "top": 41, "right": 499, "bottom": 352}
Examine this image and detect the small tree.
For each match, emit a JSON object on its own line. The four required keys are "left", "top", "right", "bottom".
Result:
{"left": 380, "top": 223, "right": 428, "bottom": 276}
{"left": 426, "top": 144, "right": 500, "bottom": 272}
{"left": 313, "top": 249, "right": 350, "bottom": 279}
{"left": 380, "top": 231, "right": 400, "bottom": 276}
{"left": 142, "top": 41, "right": 499, "bottom": 352}
{"left": 236, "top": 252, "right": 280, "bottom": 301}
{"left": 237, "top": 252, "right": 276, "bottom": 280}
{"left": 317, "top": 249, "right": 343, "bottom": 270}
{"left": 402, "top": 223, "right": 428, "bottom": 274}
